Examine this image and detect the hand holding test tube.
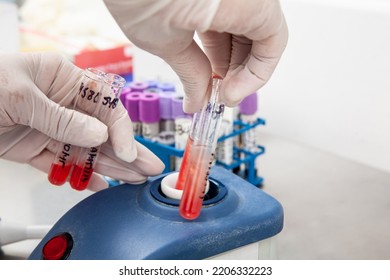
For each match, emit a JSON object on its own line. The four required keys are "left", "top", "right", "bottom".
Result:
{"left": 176, "top": 77, "right": 225, "bottom": 220}
{"left": 48, "top": 68, "right": 126, "bottom": 190}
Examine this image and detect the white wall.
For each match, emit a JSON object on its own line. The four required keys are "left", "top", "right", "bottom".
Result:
{"left": 259, "top": 0, "right": 390, "bottom": 173}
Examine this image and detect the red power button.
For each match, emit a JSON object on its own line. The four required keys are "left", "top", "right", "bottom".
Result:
{"left": 42, "top": 233, "right": 73, "bottom": 260}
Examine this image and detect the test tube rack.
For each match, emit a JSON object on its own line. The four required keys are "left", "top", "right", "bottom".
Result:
{"left": 135, "top": 117, "right": 266, "bottom": 187}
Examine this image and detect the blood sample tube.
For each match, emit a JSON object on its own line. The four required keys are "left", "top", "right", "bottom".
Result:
{"left": 139, "top": 93, "right": 160, "bottom": 140}
{"left": 125, "top": 92, "right": 142, "bottom": 136}
{"left": 47, "top": 68, "right": 106, "bottom": 186}
{"left": 159, "top": 91, "right": 176, "bottom": 133}
{"left": 69, "top": 72, "right": 126, "bottom": 191}
{"left": 240, "top": 92, "right": 259, "bottom": 152}
{"left": 216, "top": 107, "right": 234, "bottom": 166}
{"left": 177, "top": 77, "right": 225, "bottom": 220}
{"left": 171, "top": 95, "right": 192, "bottom": 171}
{"left": 239, "top": 92, "right": 259, "bottom": 175}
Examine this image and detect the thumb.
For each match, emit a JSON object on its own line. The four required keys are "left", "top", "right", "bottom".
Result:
{"left": 28, "top": 87, "right": 108, "bottom": 147}
{"left": 163, "top": 40, "right": 212, "bottom": 114}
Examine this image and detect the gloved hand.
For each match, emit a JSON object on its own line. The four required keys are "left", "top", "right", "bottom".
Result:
{"left": 103, "top": 0, "right": 288, "bottom": 112}
{"left": 0, "top": 52, "right": 164, "bottom": 191}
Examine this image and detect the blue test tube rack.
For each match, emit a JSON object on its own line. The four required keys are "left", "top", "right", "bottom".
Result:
{"left": 135, "top": 117, "right": 266, "bottom": 187}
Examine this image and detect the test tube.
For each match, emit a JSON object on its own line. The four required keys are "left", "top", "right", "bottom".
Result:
{"left": 216, "top": 107, "right": 234, "bottom": 166}
{"left": 177, "top": 77, "right": 225, "bottom": 220}
{"left": 159, "top": 91, "right": 176, "bottom": 132}
{"left": 125, "top": 92, "right": 142, "bottom": 136}
{"left": 172, "top": 95, "right": 192, "bottom": 170}
{"left": 139, "top": 93, "right": 160, "bottom": 140}
{"left": 240, "top": 92, "right": 259, "bottom": 153}
{"left": 69, "top": 72, "right": 126, "bottom": 191}
{"left": 47, "top": 68, "right": 106, "bottom": 186}
{"left": 239, "top": 92, "right": 259, "bottom": 175}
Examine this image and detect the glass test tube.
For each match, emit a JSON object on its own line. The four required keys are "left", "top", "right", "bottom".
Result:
{"left": 47, "top": 68, "right": 106, "bottom": 186}
{"left": 69, "top": 71, "right": 126, "bottom": 191}
{"left": 176, "top": 77, "right": 225, "bottom": 220}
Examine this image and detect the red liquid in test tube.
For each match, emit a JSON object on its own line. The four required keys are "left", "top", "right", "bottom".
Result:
{"left": 175, "top": 137, "right": 193, "bottom": 191}
{"left": 48, "top": 143, "right": 77, "bottom": 186}
{"left": 48, "top": 164, "right": 72, "bottom": 185}
{"left": 69, "top": 164, "right": 93, "bottom": 191}
{"left": 179, "top": 142, "right": 213, "bottom": 220}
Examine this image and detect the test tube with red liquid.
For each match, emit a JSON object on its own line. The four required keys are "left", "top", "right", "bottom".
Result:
{"left": 69, "top": 72, "right": 126, "bottom": 190}
{"left": 48, "top": 68, "right": 106, "bottom": 186}
{"left": 176, "top": 77, "right": 225, "bottom": 220}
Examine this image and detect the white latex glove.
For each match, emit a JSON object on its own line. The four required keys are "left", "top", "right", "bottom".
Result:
{"left": 0, "top": 52, "right": 164, "bottom": 191}
{"left": 103, "top": 0, "right": 288, "bottom": 112}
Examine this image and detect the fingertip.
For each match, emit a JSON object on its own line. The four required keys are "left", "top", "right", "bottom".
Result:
{"left": 135, "top": 141, "right": 165, "bottom": 176}
{"left": 221, "top": 67, "right": 265, "bottom": 107}
{"left": 108, "top": 114, "right": 138, "bottom": 163}
{"left": 87, "top": 174, "right": 109, "bottom": 192}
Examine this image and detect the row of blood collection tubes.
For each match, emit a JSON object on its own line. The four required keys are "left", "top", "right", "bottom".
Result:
{"left": 120, "top": 80, "right": 259, "bottom": 172}
{"left": 120, "top": 80, "right": 193, "bottom": 169}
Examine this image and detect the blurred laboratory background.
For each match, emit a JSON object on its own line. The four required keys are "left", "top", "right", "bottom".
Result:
{"left": 1, "top": 0, "right": 390, "bottom": 259}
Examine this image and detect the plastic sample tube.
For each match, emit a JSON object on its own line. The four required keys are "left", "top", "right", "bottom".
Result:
{"left": 172, "top": 94, "right": 193, "bottom": 169}
{"left": 69, "top": 72, "right": 126, "bottom": 190}
{"left": 159, "top": 91, "right": 176, "bottom": 132}
{"left": 125, "top": 92, "right": 142, "bottom": 136}
{"left": 177, "top": 77, "right": 225, "bottom": 220}
{"left": 240, "top": 92, "right": 259, "bottom": 153}
{"left": 174, "top": 116, "right": 192, "bottom": 171}
{"left": 238, "top": 92, "right": 259, "bottom": 175}
{"left": 139, "top": 93, "right": 160, "bottom": 140}
{"left": 216, "top": 107, "right": 234, "bottom": 166}
{"left": 48, "top": 68, "right": 106, "bottom": 186}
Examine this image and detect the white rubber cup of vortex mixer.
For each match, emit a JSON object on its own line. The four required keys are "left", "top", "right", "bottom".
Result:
{"left": 161, "top": 172, "right": 210, "bottom": 200}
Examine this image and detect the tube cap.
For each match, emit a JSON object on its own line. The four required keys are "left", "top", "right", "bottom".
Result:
{"left": 145, "top": 80, "right": 159, "bottom": 88}
{"left": 125, "top": 92, "right": 141, "bottom": 122}
{"left": 128, "top": 81, "right": 148, "bottom": 92}
{"left": 157, "top": 82, "right": 176, "bottom": 92}
{"left": 159, "top": 91, "right": 175, "bottom": 120}
{"left": 143, "top": 88, "right": 162, "bottom": 95}
{"left": 239, "top": 92, "right": 258, "bottom": 115}
{"left": 171, "top": 95, "right": 190, "bottom": 119}
{"left": 139, "top": 93, "right": 160, "bottom": 123}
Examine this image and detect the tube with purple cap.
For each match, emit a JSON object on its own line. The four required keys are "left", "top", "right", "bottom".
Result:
{"left": 139, "top": 93, "right": 160, "bottom": 140}
{"left": 240, "top": 92, "right": 259, "bottom": 153}
{"left": 125, "top": 92, "right": 142, "bottom": 136}
{"left": 159, "top": 91, "right": 176, "bottom": 133}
